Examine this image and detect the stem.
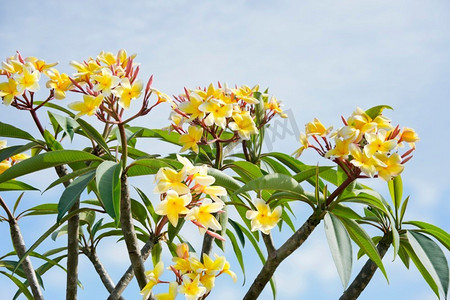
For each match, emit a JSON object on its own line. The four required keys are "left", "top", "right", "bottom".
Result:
{"left": 29, "top": 109, "right": 45, "bottom": 135}
{"left": 118, "top": 123, "right": 128, "bottom": 170}
{"left": 119, "top": 174, "right": 147, "bottom": 289}
{"left": 108, "top": 239, "right": 156, "bottom": 300}
{"left": 340, "top": 233, "right": 392, "bottom": 300}
{"left": 1, "top": 196, "right": 43, "bottom": 300}
{"left": 82, "top": 247, "right": 123, "bottom": 299}
{"left": 243, "top": 211, "right": 325, "bottom": 299}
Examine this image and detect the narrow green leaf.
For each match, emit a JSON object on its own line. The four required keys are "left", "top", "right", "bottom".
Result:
{"left": 135, "top": 187, "right": 160, "bottom": 225}
{"left": 96, "top": 161, "right": 122, "bottom": 223}
{"left": 235, "top": 173, "right": 304, "bottom": 196}
{"left": 127, "top": 159, "right": 171, "bottom": 177}
{"left": 331, "top": 204, "right": 362, "bottom": 220}
{"left": 207, "top": 168, "right": 242, "bottom": 193}
{"left": 127, "top": 127, "right": 182, "bottom": 146}
{"left": 57, "top": 171, "right": 95, "bottom": 221}
{"left": 0, "top": 142, "right": 38, "bottom": 162}
{"left": 405, "top": 221, "right": 450, "bottom": 251}
{"left": 365, "top": 105, "right": 393, "bottom": 119}
{"left": 398, "top": 243, "right": 410, "bottom": 269}
{"left": 293, "top": 166, "right": 333, "bottom": 183}
{"left": 76, "top": 118, "right": 112, "bottom": 157}
{"left": 0, "top": 122, "right": 36, "bottom": 141}
{"left": 0, "top": 180, "right": 39, "bottom": 192}
{"left": 226, "top": 229, "right": 246, "bottom": 284}
{"left": 324, "top": 212, "right": 353, "bottom": 288}
{"left": 407, "top": 231, "right": 449, "bottom": 298}
{"left": 151, "top": 242, "right": 163, "bottom": 267}
{"left": 35, "top": 101, "right": 75, "bottom": 118}
{"left": 0, "top": 270, "right": 33, "bottom": 300}
{"left": 43, "top": 130, "right": 63, "bottom": 151}
{"left": 339, "top": 217, "right": 388, "bottom": 282}
{"left": 168, "top": 219, "right": 185, "bottom": 243}
{"left": 388, "top": 175, "right": 403, "bottom": 213}
{"left": 228, "top": 219, "right": 245, "bottom": 247}
{"left": 131, "top": 199, "right": 148, "bottom": 226}
{"left": 399, "top": 195, "right": 410, "bottom": 224}
{"left": 0, "top": 150, "right": 103, "bottom": 184}
{"left": 44, "top": 166, "right": 97, "bottom": 193}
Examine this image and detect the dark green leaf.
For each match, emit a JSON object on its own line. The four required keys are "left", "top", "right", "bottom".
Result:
{"left": 405, "top": 221, "right": 450, "bottom": 251}
{"left": 226, "top": 229, "right": 246, "bottom": 284}
{"left": 96, "top": 161, "right": 122, "bottom": 224}
{"left": 0, "top": 270, "right": 33, "bottom": 299}
{"left": 76, "top": 118, "right": 112, "bottom": 158}
{"left": 0, "top": 142, "right": 38, "bottom": 162}
{"left": 0, "top": 180, "right": 39, "bottom": 192}
{"left": 0, "top": 122, "right": 36, "bottom": 141}
{"left": 235, "top": 173, "right": 304, "bottom": 196}
{"left": 365, "top": 105, "right": 393, "bottom": 119}
{"left": 388, "top": 175, "right": 403, "bottom": 213}
{"left": 127, "top": 159, "right": 171, "bottom": 177}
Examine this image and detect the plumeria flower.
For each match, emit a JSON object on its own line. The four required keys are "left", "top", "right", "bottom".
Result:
{"left": 293, "top": 133, "right": 309, "bottom": 158}
{"left": 1, "top": 55, "right": 23, "bottom": 74}
{"left": 185, "top": 199, "right": 224, "bottom": 231}
{"left": 363, "top": 130, "right": 397, "bottom": 157}
{"left": 45, "top": 68, "right": 72, "bottom": 99}
{"left": 91, "top": 68, "right": 121, "bottom": 96}
{"left": 199, "top": 99, "right": 233, "bottom": 128}
{"left": 155, "top": 190, "right": 191, "bottom": 226}
{"left": 14, "top": 65, "right": 40, "bottom": 93}
{"left": 140, "top": 261, "right": 165, "bottom": 300}
{"left": 0, "top": 78, "right": 20, "bottom": 105}
{"left": 179, "top": 126, "right": 203, "bottom": 153}
{"left": 178, "top": 92, "right": 206, "bottom": 121}
{"left": 374, "top": 153, "right": 405, "bottom": 181}
{"left": 203, "top": 253, "right": 226, "bottom": 275}
{"left": 70, "top": 59, "right": 101, "bottom": 81}
{"left": 325, "top": 137, "right": 353, "bottom": 159}
{"left": 178, "top": 275, "right": 207, "bottom": 300}
{"left": 68, "top": 94, "right": 104, "bottom": 118}
{"left": 25, "top": 57, "right": 57, "bottom": 73}
{"left": 10, "top": 153, "right": 29, "bottom": 163}
{"left": 155, "top": 282, "right": 178, "bottom": 300}
{"left": 349, "top": 144, "right": 385, "bottom": 177}
{"left": 246, "top": 198, "right": 282, "bottom": 235}
{"left": 112, "top": 78, "right": 143, "bottom": 109}
{"left": 398, "top": 127, "right": 419, "bottom": 147}
{"left": 196, "top": 185, "right": 227, "bottom": 203}
{"left": 153, "top": 167, "right": 189, "bottom": 194}
{"left": 305, "top": 118, "right": 332, "bottom": 136}
{"left": 228, "top": 111, "right": 258, "bottom": 140}
{"left": 232, "top": 85, "right": 260, "bottom": 104}
{"left": 220, "top": 259, "right": 237, "bottom": 283}
{"left": 265, "top": 96, "right": 287, "bottom": 118}
{"left": 347, "top": 107, "right": 377, "bottom": 135}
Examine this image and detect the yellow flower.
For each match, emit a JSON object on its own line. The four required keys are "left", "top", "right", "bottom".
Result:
{"left": 172, "top": 256, "right": 193, "bottom": 274}
{"left": 25, "top": 57, "right": 57, "bottom": 73}
{"left": 112, "top": 78, "right": 143, "bottom": 109}
{"left": 1, "top": 56, "right": 23, "bottom": 74}
{"left": 374, "top": 153, "right": 404, "bottom": 181}
{"left": 151, "top": 88, "right": 174, "bottom": 106}
{"left": 0, "top": 140, "right": 6, "bottom": 149}
{"left": 46, "top": 69, "right": 72, "bottom": 99}
{"left": 246, "top": 198, "right": 282, "bottom": 234}
{"left": 349, "top": 145, "right": 385, "bottom": 177}
{"left": 185, "top": 199, "right": 224, "bottom": 231}
{"left": 0, "top": 160, "right": 11, "bottom": 174}
{"left": 232, "top": 85, "right": 260, "bottom": 104}
{"left": 178, "top": 275, "right": 207, "bottom": 300}
{"left": 178, "top": 92, "right": 205, "bottom": 120}
{"left": 179, "top": 126, "right": 203, "bottom": 154}
{"left": 176, "top": 243, "right": 190, "bottom": 259}
{"left": 399, "top": 127, "right": 419, "bottom": 147}
{"left": 140, "top": 261, "right": 164, "bottom": 300}
{"left": 155, "top": 282, "right": 178, "bottom": 300}
{"left": 70, "top": 59, "right": 101, "bottom": 81}
{"left": 199, "top": 99, "right": 233, "bottom": 128}
{"left": 196, "top": 185, "right": 227, "bottom": 203}
{"left": 153, "top": 167, "right": 189, "bottom": 194}
{"left": 10, "top": 153, "right": 29, "bottom": 163}
{"left": 265, "top": 96, "right": 287, "bottom": 118}
{"left": 305, "top": 118, "right": 332, "bottom": 137}
{"left": 228, "top": 111, "right": 258, "bottom": 140}
{"left": 155, "top": 190, "right": 191, "bottom": 226}
{"left": 0, "top": 78, "right": 20, "bottom": 105}
{"left": 221, "top": 259, "right": 237, "bottom": 282}
{"left": 91, "top": 68, "right": 121, "bottom": 96}
{"left": 97, "top": 51, "right": 117, "bottom": 66}
{"left": 68, "top": 94, "right": 104, "bottom": 118}
{"left": 363, "top": 130, "right": 397, "bottom": 157}
{"left": 325, "top": 138, "right": 353, "bottom": 159}
{"left": 347, "top": 107, "right": 377, "bottom": 135}
{"left": 337, "top": 126, "right": 361, "bottom": 142}
{"left": 293, "top": 133, "right": 309, "bottom": 158}
{"left": 14, "top": 65, "right": 40, "bottom": 93}
{"left": 203, "top": 253, "right": 226, "bottom": 275}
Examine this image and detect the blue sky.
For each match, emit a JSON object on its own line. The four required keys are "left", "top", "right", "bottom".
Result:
{"left": 0, "top": 0, "right": 449, "bottom": 299}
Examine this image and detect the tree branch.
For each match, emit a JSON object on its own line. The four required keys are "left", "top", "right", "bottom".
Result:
{"left": 339, "top": 232, "right": 392, "bottom": 300}
{"left": 108, "top": 238, "right": 156, "bottom": 300}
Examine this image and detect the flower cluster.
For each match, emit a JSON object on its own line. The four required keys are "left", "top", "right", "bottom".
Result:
{"left": 166, "top": 83, "right": 287, "bottom": 153}
{"left": 0, "top": 52, "right": 71, "bottom": 106}
{"left": 140, "top": 244, "right": 236, "bottom": 300}
{"left": 246, "top": 198, "right": 282, "bottom": 234}
{"left": 0, "top": 140, "right": 29, "bottom": 174}
{"left": 154, "top": 155, "right": 227, "bottom": 237}
{"left": 67, "top": 50, "right": 161, "bottom": 121}
{"left": 294, "top": 107, "right": 419, "bottom": 181}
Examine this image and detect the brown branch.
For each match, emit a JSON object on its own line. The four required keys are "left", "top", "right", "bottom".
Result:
{"left": 340, "top": 233, "right": 392, "bottom": 300}
{"left": 108, "top": 238, "right": 156, "bottom": 300}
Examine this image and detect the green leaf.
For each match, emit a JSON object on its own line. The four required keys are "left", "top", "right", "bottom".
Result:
{"left": 57, "top": 171, "right": 95, "bottom": 221}
{"left": 151, "top": 242, "right": 162, "bottom": 267}
{"left": 207, "top": 168, "right": 242, "bottom": 193}
{"left": 0, "top": 270, "right": 33, "bottom": 300}
{"left": 324, "top": 212, "right": 353, "bottom": 288}
{"left": 228, "top": 219, "right": 245, "bottom": 247}
{"left": 127, "top": 127, "right": 182, "bottom": 146}
{"left": 131, "top": 199, "right": 148, "bottom": 226}
{"left": 48, "top": 111, "right": 79, "bottom": 141}
{"left": 405, "top": 221, "right": 450, "bottom": 251}
{"left": 235, "top": 173, "right": 304, "bottom": 196}
{"left": 0, "top": 180, "right": 39, "bottom": 192}
{"left": 0, "top": 142, "right": 38, "bottom": 162}
{"left": 35, "top": 101, "right": 75, "bottom": 118}
{"left": 293, "top": 166, "right": 334, "bottom": 183}
{"left": 339, "top": 217, "right": 388, "bottom": 282}
{"left": 365, "top": 105, "right": 393, "bottom": 119}
{"left": 76, "top": 118, "right": 112, "bottom": 158}
{"left": 21, "top": 203, "right": 58, "bottom": 217}
{"left": 168, "top": 219, "right": 185, "bottom": 243}
{"left": 0, "top": 122, "right": 36, "bottom": 142}
{"left": 0, "top": 150, "right": 103, "bottom": 184}
{"left": 226, "top": 229, "right": 246, "bottom": 284}
{"left": 51, "top": 225, "right": 68, "bottom": 241}
{"left": 44, "top": 166, "right": 97, "bottom": 193}
{"left": 260, "top": 156, "right": 291, "bottom": 175}
{"left": 399, "top": 195, "right": 410, "bottom": 224}
{"left": 407, "top": 231, "right": 449, "bottom": 298}
{"left": 96, "top": 161, "right": 122, "bottom": 224}
{"left": 43, "top": 130, "right": 63, "bottom": 151}
{"left": 331, "top": 204, "right": 362, "bottom": 220}
{"left": 388, "top": 175, "right": 403, "bottom": 213}
{"left": 126, "top": 158, "right": 171, "bottom": 177}
{"left": 135, "top": 187, "right": 160, "bottom": 225}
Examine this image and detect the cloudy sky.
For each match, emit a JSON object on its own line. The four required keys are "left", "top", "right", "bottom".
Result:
{"left": 0, "top": 0, "right": 449, "bottom": 299}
